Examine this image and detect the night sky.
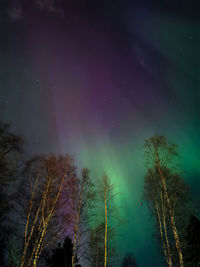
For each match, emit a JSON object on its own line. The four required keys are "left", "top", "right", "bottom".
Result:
{"left": 0, "top": 1, "right": 199, "bottom": 266}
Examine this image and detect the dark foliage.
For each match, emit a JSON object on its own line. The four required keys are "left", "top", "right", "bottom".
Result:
{"left": 121, "top": 253, "right": 139, "bottom": 267}
{"left": 183, "top": 216, "right": 200, "bottom": 266}
{"left": 46, "top": 236, "right": 81, "bottom": 267}
{"left": 0, "top": 122, "right": 23, "bottom": 266}
{"left": 0, "top": 122, "right": 23, "bottom": 212}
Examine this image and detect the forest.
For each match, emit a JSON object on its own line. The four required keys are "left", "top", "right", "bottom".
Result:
{"left": 0, "top": 121, "right": 199, "bottom": 267}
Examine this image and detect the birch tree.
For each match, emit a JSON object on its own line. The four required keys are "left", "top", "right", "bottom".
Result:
{"left": 92, "top": 173, "right": 122, "bottom": 267}
{"left": 18, "top": 155, "right": 77, "bottom": 267}
{"left": 71, "top": 168, "right": 96, "bottom": 267}
{"left": 144, "top": 135, "right": 189, "bottom": 267}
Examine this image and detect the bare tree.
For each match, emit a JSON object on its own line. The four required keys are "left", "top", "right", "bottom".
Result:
{"left": 89, "top": 222, "right": 105, "bottom": 267}
{"left": 144, "top": 135, "right": 189, "bottom": 267}
{"left": 71, "top": 168, "right": 96, "bottom": 267}
{"left": 91, "top": 173, "right": 122, "bottom": 267}
{"left": 17, "top": 155, "right": 77, "bottom": 267}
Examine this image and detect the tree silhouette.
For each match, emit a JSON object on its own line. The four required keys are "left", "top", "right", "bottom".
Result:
{"left": 183, "top": 215, "right": 200, "bottom": 266}
{"left": 121, "top": 253, "right": 139, "bottom": 267}
{"left": 144, "top": 135, "right": 189, "bottom": 267}
{"left": 0, "top": 122, "right": 23, "bottom": 266}
{"left": 46, "top": 236, "right": 81, "bottom": 267}
{"left": 89, "top": 222, "right": 105, "bottom": 267}
{"left": 0, "top": 122, "right": 23, "bottom": 218}
{"left": 71, "top": 168, "right": 95, "bottom": 267}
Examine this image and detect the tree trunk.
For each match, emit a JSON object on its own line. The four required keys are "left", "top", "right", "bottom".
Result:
{"left": 72, "top": 181, "right": 84, "bottom": 267}
{"left": 104, "top": 190, "right": 108, "bottom": 267}
{"left": 155, "top": 199, "right": 171, "bottom": 267}
{"left": 96, "top": 246, "right": 99, "bottom": 267}
{"left": 163, "top": 213, "right": 173, "bottom": 267}
{"left": 157, "top": 166, "right": 184, "bottom": 267}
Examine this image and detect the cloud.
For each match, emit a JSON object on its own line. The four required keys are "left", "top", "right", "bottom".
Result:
{"left": 35, "top": 0, "right": 64, "bottom": 17}
{"left": 7, "top": 7, "right": 23, "bottom": 21}
{"left": 35, "top": 0, "right": 55, "bottom": 9}
{"left": 133, "top": 43, "right": 156, "bottom": 74}
{"left": 6, "top": 0, "right": 64, "bottom": 21}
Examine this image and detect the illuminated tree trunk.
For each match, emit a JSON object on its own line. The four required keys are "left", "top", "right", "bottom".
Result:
{"left": 144, "top": 136, "right": 186, "bottom": 267}
{"left": 72, "top": 182, "right": 83, "bottom": 267}
{"left": 20, "top": 205, "right": 41, "bottom": 267}
{"left": 95, "top": 173, "right": 120, "bottom": 267}
{"left": 27, "top": 221, "right": 42, "bottom": 267}
{"left": 157, "top": 186, "right": 173, "bottom": 267}
{"left": 20, "top": 176, "right": 41, "bottom": 267}
{"left": 32, "top": 225, "right": 46, "bottom": 267}
{"left": 157, "top": 166, "right": 184, "bottom": 267}
{"left": 155, "top": 199, "right": 171, "bottom": 267}
{"left": 27, "top": 178, "right": 51, "bottom": 266}
{"left": 155, "top": 193, "right": 172, "bottom": 267}
{"left": 163, "top": 214, "right": 172, "bottom": 267}
{"left": 104, "top": 189, "right": 108, "bottom": 267}
{"left": 32, "top": 173, "right": 65, "bottom": 267}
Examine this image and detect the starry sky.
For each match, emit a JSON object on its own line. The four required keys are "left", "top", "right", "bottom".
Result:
{"left": 0, "top": 1, "right": 199, "bottom": 266}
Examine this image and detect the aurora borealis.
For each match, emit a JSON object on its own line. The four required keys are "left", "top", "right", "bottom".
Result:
{"left": 0, "top": 1, "right": 199, "bottom": 266}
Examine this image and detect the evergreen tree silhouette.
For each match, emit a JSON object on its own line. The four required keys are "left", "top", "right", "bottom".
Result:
{"left": 121, "top": 253, "right": 139, "bottom": 267}
{"left": 183, "top": 216, "right": 200, "bottom": 266}
{"left": 46, "top": 236, "right": 81, "bottom": 267}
